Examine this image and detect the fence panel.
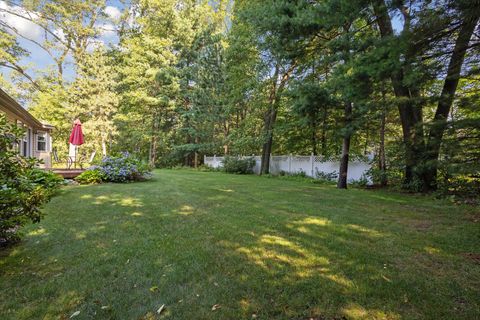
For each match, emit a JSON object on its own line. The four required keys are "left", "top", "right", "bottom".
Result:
{"left": 204, "top": 154, "right": 372, "bottom": 183}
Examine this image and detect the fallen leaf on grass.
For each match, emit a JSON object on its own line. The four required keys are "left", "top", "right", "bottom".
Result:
{"left": 101, "top": 306, "right": 110, "bottom": 310}
{"left": 211, "top": 304, "right": 221, "bottom": 311}
{"left": 70, "top": 311, "right": 80, "bottom": 318}
{"left": 157, "top": 304, "right": 165, "bottom": 314}
{"left": 150, "top": 286, "right": 159, "bottom": 292}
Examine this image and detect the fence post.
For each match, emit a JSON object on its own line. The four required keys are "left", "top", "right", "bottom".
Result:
{"left": 204, "top": 154, "right": 206, "bottom": 165}
{"left": 289, "top": 153, "right": 292, "bottom": 174}
{"left": 310, "top": 153, "right": 314, "bottom": 177}
{"left": 213, "top": 154, "right": 217, "bottom": 168}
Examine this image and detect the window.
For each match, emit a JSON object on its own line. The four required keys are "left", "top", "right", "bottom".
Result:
{"left": 37, "top": 133, "right": 46, "bottom": 151}
{"left": 22, "top": 139, "right": 28, "bottom": 156}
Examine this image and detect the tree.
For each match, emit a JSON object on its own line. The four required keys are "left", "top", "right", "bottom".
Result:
{"left": 0, "top": 27, "right": 38, "bottom": 88}
{"left": 116, "top": 30, "right": 178, "bottom": 166}
{"left": 372, "top": 0, "right": 480, "bottom": 190}
{"left": 231, "top": 0, "right": 301, "bottom": 174}
{"left": 0, "top": 0, "right": 108, "bottom": 83}
{"left": 177, "top": 27, "right": 229, "bottom": 166}
{"left": 70, "top": 48, "right": 119, "bottom": 157}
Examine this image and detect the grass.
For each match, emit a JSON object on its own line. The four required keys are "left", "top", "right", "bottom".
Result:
{"left": 0, "top": 169, "right": 479, "bottom": 320}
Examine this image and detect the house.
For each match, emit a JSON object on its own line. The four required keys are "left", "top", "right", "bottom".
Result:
{"left": 0, "top": 87, "right": 54, "bottom": 168}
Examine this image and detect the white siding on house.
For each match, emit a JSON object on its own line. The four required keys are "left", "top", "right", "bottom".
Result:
{"left": 1, "top": 88, "right": 54, "bottom": 167}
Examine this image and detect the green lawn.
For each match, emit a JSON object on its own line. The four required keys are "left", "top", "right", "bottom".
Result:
{"left": 1, "top": 170, "right": 479, "bottom": 319}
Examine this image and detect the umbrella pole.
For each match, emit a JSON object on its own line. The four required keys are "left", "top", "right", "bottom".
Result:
{"left": 74, "top": 145, "right": 77, "bottom": 169}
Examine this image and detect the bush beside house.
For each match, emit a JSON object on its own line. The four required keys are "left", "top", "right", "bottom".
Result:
{"left": 0, "top": 115, "right": 63, "bottom": 244}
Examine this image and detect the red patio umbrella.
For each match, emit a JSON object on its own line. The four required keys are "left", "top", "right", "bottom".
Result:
{"left": 68, "top": 119, "right": 84, "bottom": 168}
{"left": 69, "top": 119, "right": 84, "bottom": 146}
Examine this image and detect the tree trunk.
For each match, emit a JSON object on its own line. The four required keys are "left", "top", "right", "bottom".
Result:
{"left": 364, "top": 121, "right": 369, "bottom": 155}
{"left": 379, "top": 90, "right": 387, "bottom": 186}
{"left": 337, "top": 102, "right": 353, "bottom": 189}
{"left": 149, "top": 112, "right": 159, "bottom": 167}
{"left": 423, "top": 15, "right": 479, "bottom": 191}
{"left": 373, "top": 0, "right": 425, "bottom": 186}
{"left": 260, "top": 107, "right": 277, "bottom": 174}
{"left": 321, "top": 105, "right": 328, "bottom": 156}
{"left": 259, "top": 63, "right": 296, "bottom": 175}
{"left": 260, "top": 66, "right": 279, "bottom": 175}
{"left": 223, "top": 121, "right": 230, "bottom": 155}
{"left": 101, "top": 136, "right": 107, "bottom": 157}
{"left": 311, "top": 125, "right": 317, "bottom": 155}
{"left": 194, "top": 136, "right": 199, "bottom": 168}
{"left": 149, "top": 134, "right": 158, "bottom": 167}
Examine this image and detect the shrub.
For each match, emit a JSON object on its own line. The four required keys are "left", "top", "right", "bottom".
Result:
{"left": 222, "top": 156, "right": 256, "bottom": 174}
{"left": 315, "top": 170, "right": 338, "bottom": 181}
{"left": 349, "top": 173, "right": 370, "bottom": 188}
{"left": 196, "top": 165, "right": 221, "bottom": 172}
{"left": 0, "top": 115, "right": 62, "bottom": 244}
{"left": 97, "top": 152, "right": 152, "bottom": 182}
{"left": 75, "top": 169, "right": 104, "bottom": 185}
{"left": 25, "top": 169, "right": 64, "bottom": 196}
{"left": 436, "top": 175, "right": 480, "bottom": 205}
{"left": 289, "top": 170, "right": 307, "bottom": 178}
{"left": 280, "top": 172, "right": 314, "bottom": 182}
{"left": 278, "top": 170, "right": 287, "bottom": 176}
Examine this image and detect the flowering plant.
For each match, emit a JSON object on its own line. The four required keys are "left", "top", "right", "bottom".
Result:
{"left": 80, "top": 152, "right": 152, "bottom": 184}
{"left": 99, "top": 152, "right": 152, "bottom": 182}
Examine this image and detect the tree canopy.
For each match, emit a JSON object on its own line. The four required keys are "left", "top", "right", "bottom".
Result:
{"left": 1, "top": 0, "right": 478, "bottom": 195}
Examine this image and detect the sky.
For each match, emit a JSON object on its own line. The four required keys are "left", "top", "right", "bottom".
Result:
{"left": 1, "top": 1, "right": 405, "bottom": 84}
{"left": 0, "top": 0, "right": 126, "bottom": 82}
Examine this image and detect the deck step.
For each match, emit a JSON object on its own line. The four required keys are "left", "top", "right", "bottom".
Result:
{"left": 49, "top": 169, "right": 85, "bottom": 179}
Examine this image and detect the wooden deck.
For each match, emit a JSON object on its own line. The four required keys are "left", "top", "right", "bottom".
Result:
{"left": 50, "top": 168, "right": 85, "bottom": 179}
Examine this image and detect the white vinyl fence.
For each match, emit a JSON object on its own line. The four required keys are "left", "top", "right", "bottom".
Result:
{"left": 204, "top": 154, "right": 373, "bottom": 182}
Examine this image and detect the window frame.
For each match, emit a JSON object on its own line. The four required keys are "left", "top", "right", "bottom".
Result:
{"left": 36, "top": 132, "right": 47, "bottom": 152}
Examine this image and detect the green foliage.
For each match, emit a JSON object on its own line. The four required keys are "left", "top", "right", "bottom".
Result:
{"left": 288, "top": 171, "right": 308, "bottom": 178}
{"left": 70, "top": 48, "right": 119, "bottom": 157}
{"left": 26, "top": 169, "right": 64, "bottom": 194}
{"left": 2, "top": 0, "right": 479, "bottom": 195}
{"left": 222, "top": 156, "right": 256, "bottom": 174}
{"left": 28, "top": 84, "right": 71, "bottom": 157}
{"left": 435, "top": 160, "right": 480, "bottom": 204}
{"left": 266, "top": 170, "right": 338, "bottom": 185}
{"left": 0, "top": 115, "right": 62, "bottom": 244}
{"left": 349, "top": 174, "right": 370, "bottom": 188}
{"left": 315, "top": 170, "right": 338, "bottom": 182}
{"left": 196, "top": 165, "right": 221, "bottom": 172}
{"left": 75, "top": 169, "right": 105, "bottom": 185}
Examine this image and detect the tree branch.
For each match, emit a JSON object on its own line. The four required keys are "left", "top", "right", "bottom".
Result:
{"left": 0, "top": 62, "right": 41, "bottom": 90}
